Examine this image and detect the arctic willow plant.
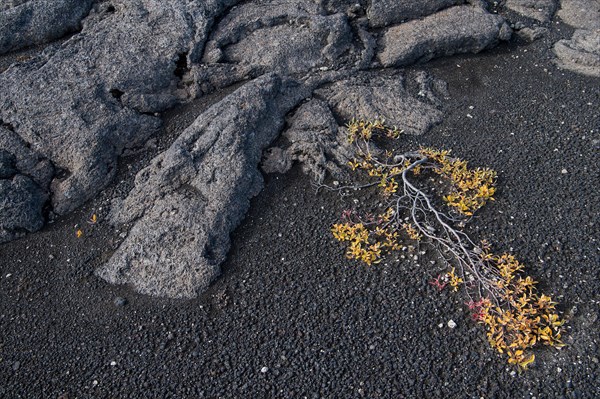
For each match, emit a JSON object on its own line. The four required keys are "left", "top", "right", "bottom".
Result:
{"left": 329, "top": 119, "right": 565, "bottom": 369}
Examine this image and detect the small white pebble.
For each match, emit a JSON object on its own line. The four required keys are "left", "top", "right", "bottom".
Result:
{"left": 447, "top": 320, "right": 457, "bottom": 329}
{"left": 561, "top": 169, "right": 568, "bottom": 174}
{"left": 260, "top": 367, "right": 269, "bottom": 373}
{"left": 438, "top": 323, "right": 443, "bottom": 328}
{"left": 92, "top": 380, "right": 99, "bottom": 386}
{"left": 5, "top": 273, "right": 11, "bottom": 278}
{"left": 110, "top": 361, "right": 117, "bottom": 367}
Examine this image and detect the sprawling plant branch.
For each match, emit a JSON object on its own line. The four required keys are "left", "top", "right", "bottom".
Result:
{"left": 324, "top": 119, "right": 565, "bottom": 369}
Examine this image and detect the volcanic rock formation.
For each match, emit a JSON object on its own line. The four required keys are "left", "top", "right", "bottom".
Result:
{"left": 0, "top": 0, "right": 521, "bottom": 296}
{"left": 553, "top": 0, "right": 600, "bottom": 77}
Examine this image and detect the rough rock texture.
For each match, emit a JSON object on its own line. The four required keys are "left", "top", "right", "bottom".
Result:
{"left": 0, "top": 0, "right": 236, "bottom": 216}
{"left": 0, "top": 126, "right": 53, "bottom": 243}
{"left": 262, "top": 71, "right": 447, "bottom": 183}
{"left": 0, "top": 0, "right": 93, "bottom": 54}
{"left": 316, "top": 71, "right": 447, "bottom": 135}
{"left": 557, "top": 0, "right": 600, "bottom": 29}
{"left": 553, "top": 0, "right": 600, "bottom": 77}
{"left": 261, "top": 99, "right": 353, "bottom": 182}
{"left": 505, "top": 0, "right": 557, "bottom": 22}
{"left": 0, "top": 176, "right": 47, "bottom": 242}
{"left": 96, "top": 74, "right": 309, "bottom": 298}
{"left": 202, "top": 0, "right": 354, "bottom": 76}
{"left": 377, "top": 5, "right": 512, "bottom": 67}
{"left": 0, "top": 0, "right": 29, "bottom": 8}
{"left": 0, "top": 127, "right": 53, "bottom": 188}
{"left": 554, "top": 29, "right": 600, "bottom": 77}
{"left": 515, "top": 26, "right": 549, "bottom": 43}
{"left": 367, "top": 0, "right": 463, "bottom": 28}
{"left": 0, "top": 0, "right": 516, "bottom": 296}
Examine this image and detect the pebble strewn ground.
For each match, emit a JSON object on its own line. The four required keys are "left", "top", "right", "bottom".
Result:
{"left": 1, "top": 26, "right": 599, "bottom": 397}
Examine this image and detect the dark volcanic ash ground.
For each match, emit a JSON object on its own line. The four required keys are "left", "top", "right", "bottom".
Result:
{"left": 1, "top": 0, "right": 600, "bottom": 398}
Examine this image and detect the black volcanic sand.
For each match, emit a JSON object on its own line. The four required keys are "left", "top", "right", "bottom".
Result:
{"left": 1, "top": 24, "right": 599, "bottom": 399}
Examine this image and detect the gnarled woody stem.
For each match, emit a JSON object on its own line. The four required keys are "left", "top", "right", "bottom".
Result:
{"left": 322, "top": 149, "right": 505, "bottom": 307}
{"left": 395, "top": 155, "right": 503, "bottom": 305}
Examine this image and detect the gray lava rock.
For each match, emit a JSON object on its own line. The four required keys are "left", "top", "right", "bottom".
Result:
{"left": 262, "top": 99, "right": 353, "bottom": 182}
{"left": 557, "top": 0, "right": 600, "bottom": 30}
{"left": 316, "top": 71, "right": 447, "bottom": 135}
{"left": 0, "top": 175, "right": 47, "bottom": 243}
{"left": 261, "top": 147, "right": 292, "bottom": 175}
{"left": 0, "top": 127, "right": 54, "bottom": 189}
{"left": 0, "top": 0, "right": 517, "bottom": 299}
{"left": 0, "top": 0, "right": 93, "bottom": 54}
{"left": 367, "top": 0, "right": 463, "bottom": 28}
{"left": 0, "top": 127, "right": 53, "bottom": 242}
{"left": 202, "top": 0, "right": 353, "bottom": 75}
{"left": 96, "top": 74, "right": 310, "bottom": 298}
{"left": 0, "top": 1, "right": 29, "bottom": 9}
{"left": 505, "top": 0, "right": 557, "bottom": 22}
{"left": 554, "top": 29, "right": 600, "bottom": 77}
{"left": 0, "top": 0, "right": 235, "bottom": 216}
{"left": 377, "top": 5, "right": 512, "bottom": 67}
{"left": 553, "top": 0, "right": 600, "bottom": 77}
{"left": 0, "top": 150, "right": 16, "bottom": 179}
{"left": 515, "top": 26, "right": 549, "bottom": 43}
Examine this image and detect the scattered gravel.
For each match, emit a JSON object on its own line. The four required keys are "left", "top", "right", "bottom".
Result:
{"left": 0, "top": 4, "right": 599, "bottom": 399}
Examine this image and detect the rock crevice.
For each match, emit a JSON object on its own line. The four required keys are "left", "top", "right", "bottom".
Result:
{"left": 97, "top": 74, "right": 311, "bottom": 298}
{"left": 0, "top": 0, "right": 522, "bottom": 297}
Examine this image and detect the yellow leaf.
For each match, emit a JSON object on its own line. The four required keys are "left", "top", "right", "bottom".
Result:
{"left": 519, "top": 353, "right": 535, "bottom": 370}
